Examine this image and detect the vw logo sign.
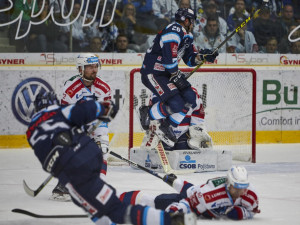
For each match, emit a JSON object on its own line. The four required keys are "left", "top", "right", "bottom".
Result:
{"left": 11, "top": 77, "right": 53, "bottom": 125}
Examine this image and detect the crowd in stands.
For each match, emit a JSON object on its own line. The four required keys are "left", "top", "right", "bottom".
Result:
{"left": 0, "top": 0, "right": 299, "bottom": 53}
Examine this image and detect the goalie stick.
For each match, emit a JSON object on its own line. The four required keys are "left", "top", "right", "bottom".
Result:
{"left": 11, "top": 208, "right": 88, "bottom": 218}
{"left": 156, "top": 142, "right": 195, "bottom": 175}
{"left": 23, "top": 119, "right": 103, "bottom": 197}
{"left": 186, "top": 0, "right": 270, "bottom": 79}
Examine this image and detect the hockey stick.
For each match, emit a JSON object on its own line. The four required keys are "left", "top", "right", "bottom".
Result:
{"left": 23, "top": 174, "right": 53, "bottom": 197}
{"left": 186, "top": 0, "right": 270, "bottom": 79}
{"left": 12, "top": 208, "right": 88, "bottom": 218}
{"left": 109, "top": 151, "right": 163, "bottom": 179}
{"left": 202, "top": 84, "right": 207, "bottom": 109}
{"left": 23, "top": 119, "right": 103, "bottom": 197}
{"left": 156, "top": 142, "right": 195, "bottom": 175}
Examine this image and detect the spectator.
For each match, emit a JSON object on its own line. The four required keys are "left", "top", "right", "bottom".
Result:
{"left": 60, "top": 2, "right": 91, "bottom": 52}
{"left": 278, "top": 23, "right": 299, "bottom": 53}
{"left": 227, "top": 0, "right": 253, "bottom": 32}
{"left": 139, "top": 19, "right": 169, "bottom": 53}
{"left": 122, "top": 0, "right": 157, "bottom": 34}
{"left": 194, "top": 0, "right": 228, "bottom": 37}
{"left": 253, "top": 7, "right": 283, "bottom": 50}
{"left": 87, "top": 9, "right": 119, "bottom": 52}
{"left": 114, "top": 34, "right": 136, "bottom": 53}
{"left": 84, "top": 36, "right": 103, "bottom": 52}
{"left": 290, "top": 41, "right": 300, "bottom": 54}
{"left": 259, "top": 37, "right": 279, "bottom": 53}
{"left": 194, "top": 15, "right": 226, "bottom": 53}
{"left": 27, "top": 0, "right": 68, "bottom": 52}
{"left": 9, "top": 0, "right": 39, "bottom": 52}
{"left": 279, "top": 4, "right": 296, "bottom": 37}
{"left": 227, "top": 25, "right": 258, "bottom": 53}
{"left": 116, "top": 3, "right": 137, "bottom": 44}
{"left": 152, "top": 0, "right": 179, "bottom": 24}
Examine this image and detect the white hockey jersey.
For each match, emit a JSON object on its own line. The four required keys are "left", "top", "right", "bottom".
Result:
{"left": 171, "top": 177, "right": 260, "bottom": 220}
{"left": 61, "top": 75, "right": 111, "bottom": 137}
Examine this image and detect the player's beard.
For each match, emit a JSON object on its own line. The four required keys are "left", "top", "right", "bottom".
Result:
{"left": 83, "top": 72, "right": 97, "bottom": 84}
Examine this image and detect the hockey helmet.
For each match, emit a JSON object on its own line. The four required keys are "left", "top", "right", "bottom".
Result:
{"left": 227, "top": 166, "right": 249, "bottom": 189}
{"left": 175, "top": 8, "right": 196, "bottom": 23}
{"left": 76, "top": 53, "right": 101, "bottom": 75}
{"left": 34, "top": 91, "right": 60, "bottom": 112}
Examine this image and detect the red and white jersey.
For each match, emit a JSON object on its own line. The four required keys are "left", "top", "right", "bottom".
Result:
{"left": 61, "top": 75, "right": 111, "bottom": 105}
{"left": 173, "top": 177, "right": 260, "bottom": 220}
{"left": 61, "top": 75, "right": 111, "bottom": 137}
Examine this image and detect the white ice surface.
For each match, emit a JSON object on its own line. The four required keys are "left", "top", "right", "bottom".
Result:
{"left": 1, "top": 143, "right": 300, "bottom": 225}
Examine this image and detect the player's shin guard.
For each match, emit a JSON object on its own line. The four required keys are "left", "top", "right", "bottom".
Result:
{"left": 119, "top": 191, "right": 155, "bottom": 207}
{"left": 100, "top": 154, "right": 108, "bottom": 179}
{"left": 129, "top": 205, "right": 171, "bottom": 225}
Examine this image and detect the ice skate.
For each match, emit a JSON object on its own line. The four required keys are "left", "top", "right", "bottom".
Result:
{"left": 170, "top": 212, "right": 197, "bottom": 225}
{"left": 139, "top": 106, "right": 151, "bottom": 130}
{"left": 49, "top": 183, "right": 71, "bottom": 202}
{"left": 155, "top": 119, "right": 177, "bottom": 147}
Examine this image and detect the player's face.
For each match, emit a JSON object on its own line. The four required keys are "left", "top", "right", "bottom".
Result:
{"left": 83, "top": 64, "right": 98, "bottom": 81}
{"left": 184, "top": 18, "right": 194, "bottom": 32}
{"left": 229, "top": 185, "right": 247, "bottom": 200}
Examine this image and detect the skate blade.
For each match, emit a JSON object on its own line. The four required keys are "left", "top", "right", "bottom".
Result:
{"left": 155, "top": 129, "right": 175, "bottom": 147}
{"left": 49, "top": 193, "right": 71, "bottom": 202}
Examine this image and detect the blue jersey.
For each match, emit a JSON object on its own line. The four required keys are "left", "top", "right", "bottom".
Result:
{"left": 141, "top": 22, "right": 198, "bottom": 77}
{"left": 26, "top": 101, "right": 103, "bottom": 165}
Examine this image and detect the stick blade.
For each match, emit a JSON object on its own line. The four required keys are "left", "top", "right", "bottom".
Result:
{"left": 23, "top": 180, "right": 36, "bottom": 197}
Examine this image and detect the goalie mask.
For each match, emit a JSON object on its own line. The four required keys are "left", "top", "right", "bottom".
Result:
{"left": 76, "top": 53, "right": 101, "bottom": 81}
{"left": 227, "top": 166, "right": 249, "bottom": 189}
{"left": 34, "top": 91, "right": 60, "bottom": 113}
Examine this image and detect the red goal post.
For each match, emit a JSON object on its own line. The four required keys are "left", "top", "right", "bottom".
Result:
{"left": 129, "top": 68, "right": 256, "bottom": 163}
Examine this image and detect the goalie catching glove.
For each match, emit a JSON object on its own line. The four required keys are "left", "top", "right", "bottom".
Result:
{"left": 170, "top": 70, "right": 191, "bottom": 91}
{"left": 98, "top": 101, "right": 118, "bottom": 122}
{"left": 188, "top": 124, "right": 212, "bottom": 149}
{"left": 197, "top": 49, "right": 219, "bottom": 63}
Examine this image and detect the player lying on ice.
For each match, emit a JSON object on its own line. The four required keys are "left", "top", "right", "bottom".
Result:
{"left": 26, "top": 91, "right": 197, "bottom": 225}
{"left": 141, "top": 87, "right": 212, "bottom": 151}
{"left": 119, "top": 166, "right": 260, "bottom": 220}
{"left": 139, "top": 7, "right": 218, "bottom": 147}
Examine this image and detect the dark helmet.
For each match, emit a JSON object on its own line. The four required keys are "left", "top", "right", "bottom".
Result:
{"left": 34, "top": 91, "right": 60, "bottom": 112}
{"left": 175, "top": 8, "right": 196, "bottom": 23}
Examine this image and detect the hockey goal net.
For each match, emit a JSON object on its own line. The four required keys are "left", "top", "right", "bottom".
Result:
{"left": 123, "top": 68, "right": 257, "bottom": 163}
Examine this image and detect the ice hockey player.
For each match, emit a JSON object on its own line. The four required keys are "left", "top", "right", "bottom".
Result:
{"left": 51, "top": 53, "right": 111, "bottom": 201}
{"left": 119, "top": 165, "right": 260, "bottom": 220}
{"left": 139, "top": 7, "right": 218, "bottom": 147}
{"left": 26, "top": 91, "right": 197, "bottom": 225}
{"left": 141, "top": 87, "right": 212, "bottom": 151}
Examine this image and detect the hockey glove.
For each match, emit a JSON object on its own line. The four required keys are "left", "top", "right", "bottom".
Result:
{"left": 170, "top": 70, "right": 191, "bottom": 91}
{"left": 98, "top": 101, "right": 118, "bottom": 122}
{"left": 199, "top": 49, "right": 219, "bottom": 63}
{"left": 163, "top": 173, "right": 177, "bottom": 187}
{"left": 94, "top": 135, "right": 110, "bottom": 154}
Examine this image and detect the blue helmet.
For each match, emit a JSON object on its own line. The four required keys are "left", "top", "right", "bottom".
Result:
{"left": 34, "top": 91, "right": 60, "bottom": 112}
{"left": 175, "top": 8, "right": 196, "bottom": 23}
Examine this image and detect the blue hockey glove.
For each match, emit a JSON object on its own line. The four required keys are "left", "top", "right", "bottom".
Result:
{"left": 199, "top": 49, "right": 219, "bottom": 63}
{"left": 163, "top": 173, "right": 177, "bottom": 186}
{"left": 170, "top": 70, "right": 191, "bottom": 91}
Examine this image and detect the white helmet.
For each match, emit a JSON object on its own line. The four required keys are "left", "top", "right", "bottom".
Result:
{"left": 76, "top": 53, "right": 101, "bottom": 76}
{"left": 227, "top": 166, "right": 249, "bottom": 189}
